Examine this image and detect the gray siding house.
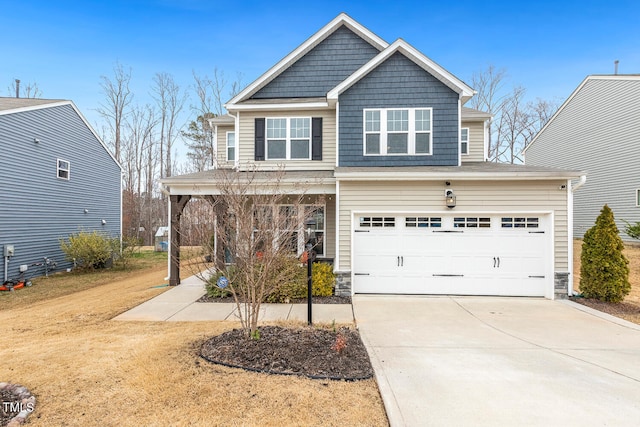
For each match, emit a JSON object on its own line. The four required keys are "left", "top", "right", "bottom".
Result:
{"left": 0, "top": 98, "right": 122, "bottom": 282}
{"left": 161, "top": 13, "right": 584, "bottom": 298}
{"left": 524, "top": 75, "right": 640, "bottom": 240}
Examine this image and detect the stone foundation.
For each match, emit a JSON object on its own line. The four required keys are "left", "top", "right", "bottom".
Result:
{"left": 554, "top": 272, "right": 570, "bottom": 299}
{"left": 335, "top": 272, "right": 352, "bottom": 297}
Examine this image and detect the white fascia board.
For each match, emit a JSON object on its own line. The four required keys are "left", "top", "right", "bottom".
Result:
{"left": 226, "top": 13, "right": 388, "bottom": 108}
{"left": 328, "top": 39, "right": 475, "bottom": 101}
{"left": 0, "top": 100, "right": 70, "bottom": 116}
{"left": 228, "top": 101, "right": 329, "bottom": 111}
{"left": 334, "top": 171, "right": 580, "bottom": 181}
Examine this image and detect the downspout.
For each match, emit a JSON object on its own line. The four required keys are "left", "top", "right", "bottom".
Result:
{"left": 567, "top": 174, "right": 587, "bottom": 296}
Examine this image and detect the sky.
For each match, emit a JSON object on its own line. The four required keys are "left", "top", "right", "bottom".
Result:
{"left": 2, "top": 0, "right": 639, "bottom": 162}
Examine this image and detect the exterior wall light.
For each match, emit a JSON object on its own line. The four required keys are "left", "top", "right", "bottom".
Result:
{"left": 101, "top": 219, "right": 107, "bottom": 225}
{"left": 445, "top": 190, "right": 456, "bottom": 209}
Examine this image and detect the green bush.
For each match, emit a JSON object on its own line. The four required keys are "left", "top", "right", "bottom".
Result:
{"left": 580, "top": 205, "right": 630, "bottom": 302}
{"left": 60, "top": 230, "right": 118, "bottom": 270}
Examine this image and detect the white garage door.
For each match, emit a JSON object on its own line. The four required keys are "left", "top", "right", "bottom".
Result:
{"left": 353, "top": 214, "right": 551, "bottom": 297}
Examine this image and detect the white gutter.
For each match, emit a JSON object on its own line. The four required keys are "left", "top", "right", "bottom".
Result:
{"left": 571, "top": 174, "right": 587, "bottom": 192}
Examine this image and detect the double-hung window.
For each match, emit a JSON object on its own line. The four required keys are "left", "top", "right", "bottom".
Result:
{"left": 363, "top": 108, "right": 432, "bottom": 155}
{"left": 266, "top": 117, "right": 311, "bottom": 160}
{"left": 57, "top": 159, "right": 70, "bottom": 180}
{"left": 461, "top": 128, "right": 469, "bottom": 155}
{"left": 226, "top": 132, "right": 235, "bottom": 161}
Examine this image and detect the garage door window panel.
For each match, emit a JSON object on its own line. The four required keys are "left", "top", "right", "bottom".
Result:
{"left": 501, "top": 217, "right": 540, "bottom": 228}
{"left": 359, "top": 216, "right": 395, "bottom": 228}
{"left": 405, "top": 217, "right": 442, "bottom": 228}
{"left": 454, "top": 217, "right": 491, "bottom": 228}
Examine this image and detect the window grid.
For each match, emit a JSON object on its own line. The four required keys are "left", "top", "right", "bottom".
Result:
{"left": 405, "top": 217, "right": 442, "bottom": 228}
{"left": 454, "top": 217, "right": 491, "bottom": 228}
{"left": 363, "top": 108, "right": 432, "bottom": 156}
{"left": 226, "top": 132, "right": 235, "bottom": 161}
{"left": 57, "top": 159, "right": 70, "bottom": 180}
{"left": 359, "top": 217, "right": 396, "bottom": 228}
{"left": 266, "top": 117, "right": 311, "bottom": 160}
{"left": 501, "top": 217, "right": 540, "bottom": 228}
{"left": 461, "top": 128, "right": 469, "bottom": 155}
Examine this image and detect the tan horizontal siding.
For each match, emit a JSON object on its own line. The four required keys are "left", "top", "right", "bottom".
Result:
{"left": 338, "top": 180, "right": 568, "bottom": 271}
{"left": 216, "top": 124, "right": 234, "bottom": 167}
{"left": 238, "top": 109, "right": 336, "bottom": 170}
{"left": 461, "top": 121, "right": 485, "bottom": 162}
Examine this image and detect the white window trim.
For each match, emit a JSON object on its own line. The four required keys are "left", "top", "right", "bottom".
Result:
{"left": 362, "top": 108, "right": 432, "bottom": 156}
{"left": 461, "top": 127, "right": 469, "bottom": 155}
{"left": 57, "top": 158, "right": 70, "bottom": 180}
{"left": 253, "top": 204, "right": 325, "bottom": 256}
{"left": 266, "top": 117, "right": 312, "bottom": 161}
{"left": 226, "top": 131, "right": 235, "bottom": 162}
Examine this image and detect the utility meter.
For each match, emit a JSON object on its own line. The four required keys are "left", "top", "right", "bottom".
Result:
{"left": 4, "top": 245, "right": 15, "bottom": 257}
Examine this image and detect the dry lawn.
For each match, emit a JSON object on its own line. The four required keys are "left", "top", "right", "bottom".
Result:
{"left": 0, "top": 254, "right": 387, "bottom": 426}
{"left": 573, "top": 239, "right": 640, "bottom": 323}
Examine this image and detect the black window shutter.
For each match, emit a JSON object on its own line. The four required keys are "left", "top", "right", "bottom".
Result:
{"left": 255, "top": 118, "right": 265, "bottom": 161}
{"left": 312, "top": 117, "right": 322, "bottom": 161}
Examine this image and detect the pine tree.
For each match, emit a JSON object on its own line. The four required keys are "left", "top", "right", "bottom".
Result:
{"left": 580, "top": 205, "right": 630, "bottom": 302}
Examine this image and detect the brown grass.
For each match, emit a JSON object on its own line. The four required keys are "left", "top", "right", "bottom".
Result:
{"left": 573, "top": 239, "right": 640, "bottom": 323}
{"left": 0, "top": 252, "right": 387, "bottom": 426}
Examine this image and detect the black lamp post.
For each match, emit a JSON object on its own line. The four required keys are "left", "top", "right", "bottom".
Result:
{"left": 304, "top": 218, "right": 317, "bottom": 325}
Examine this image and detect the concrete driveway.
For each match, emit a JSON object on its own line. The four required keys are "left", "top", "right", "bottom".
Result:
{"left": 353, "top": 296, "right": 640, "bottom": 427}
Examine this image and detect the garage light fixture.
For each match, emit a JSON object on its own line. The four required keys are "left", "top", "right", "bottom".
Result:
{"left": 445, "top": 190, "right": 456, "bottom": 209}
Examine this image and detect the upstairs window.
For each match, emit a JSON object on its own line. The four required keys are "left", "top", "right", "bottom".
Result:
{"left": 57, "top": 159, "right": 70, "bottom": 180}
{"left": 226, "top": 132, "right": 235, "bottom": 161}
{"left": 461, "top": 128, "right": 469, "bottom": 155}
{"left": 266, "top": 117, "right": 311, "bottom": 160}
{"left": 363, "top": 108, "right": 432, "bottom": 155}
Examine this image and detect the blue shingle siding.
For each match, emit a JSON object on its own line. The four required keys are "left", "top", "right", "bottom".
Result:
{"left": 338, "top": 52, "right": 460, "bottom": 167}
{"left": 0, "top": 104, "right": 121, "bottom": 281}
{"left": 251, "top": 26, "right": 381, "bottom": 99}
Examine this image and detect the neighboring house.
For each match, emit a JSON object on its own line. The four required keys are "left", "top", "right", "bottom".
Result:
{"left": 0, "top": 97, "right": 122, "bottom": 282}
{"left": 524, "top": 75, "right": 640, "bottom": 240}
{"left": 161, "top": 13, "right": 584, "bottom": 298}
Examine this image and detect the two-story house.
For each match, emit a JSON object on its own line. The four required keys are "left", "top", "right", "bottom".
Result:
{"left": 161, "top": 13, "right": 584, "bottom": 299}
{"left": 0, "top": 97, "right": 122, "bottom": 282}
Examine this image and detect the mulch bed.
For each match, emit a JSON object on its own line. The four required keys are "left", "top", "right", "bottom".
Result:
{"left": 197, "top": 295, "right": 351, "bottom": 304}
{"left": 570, "top": 297, "right": 640, "bottom": 320}
{"left": 200, "top": 326, "right": 373, "bottom": 381}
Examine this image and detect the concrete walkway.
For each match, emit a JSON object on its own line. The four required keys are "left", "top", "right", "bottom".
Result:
{"left": 114, "top": 274, "right": 354, "bottom": 324}
{"left": 353, "top": 295, "right": 640, "bottom": 427}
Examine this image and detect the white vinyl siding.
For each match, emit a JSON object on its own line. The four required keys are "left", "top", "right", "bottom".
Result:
{"left": 363, "top": 108, "right": 432, "bottom": 155}
{"left": 338, "top": 180, "right": 568, "bottom": 272}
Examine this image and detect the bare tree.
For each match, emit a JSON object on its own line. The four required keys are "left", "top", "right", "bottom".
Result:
{"left": 523, "top": 97, "right": 560, "bottom": 148}
{"left": 495, "top": 86, "right": 531, "bottom": 163}
{"left": 98, "top": 62, "right": 133, "bottom": 163}
{"left": 151, "top": 72, "right": 187, "bottom": 179}
{"left": 184, "top": 69, "right": 244, "bottom": 171}
{"left": 186, "top": 166, "right": 320, "bottom": 337}
{"left": 8, "top": 79, "right": 42, "bottom": 98}
{"left": 469, "top": 65, "right": 507, "bottom": 162}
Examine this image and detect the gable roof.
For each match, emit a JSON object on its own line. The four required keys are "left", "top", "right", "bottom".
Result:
{"left": 523, "top": 74, "right": 640, "bottom": 154}
{"left": 226, "top": 13, "right": 388, "bottom": 107}
{"left": 0, "top": 97, "right": 122, "bottom": 171}
{"left": 327, "top": 39, "right": 475, "bottom": 104}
